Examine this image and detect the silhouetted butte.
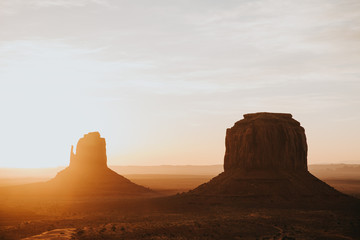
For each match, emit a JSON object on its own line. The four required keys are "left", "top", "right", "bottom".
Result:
{"left": 191, "top": 112, "right": 346, "bottom": 200}
{"left": 49, "top": 132, "right": 153, "bottom": 196}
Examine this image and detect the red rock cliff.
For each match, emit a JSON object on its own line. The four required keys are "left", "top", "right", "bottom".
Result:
{"left": 223, "top": 112, "right": 307, "bottom": 172}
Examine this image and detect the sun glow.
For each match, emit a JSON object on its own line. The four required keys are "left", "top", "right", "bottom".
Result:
{"left": 0, "top": 0, "right": 359, "bottom": 168}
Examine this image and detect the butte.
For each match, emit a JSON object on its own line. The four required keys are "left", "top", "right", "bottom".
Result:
{"left": 190, "top": 112, "right": 350, "bottom": 203}
{"left": 46, "top": 132, "right": 153, "bottom": 196}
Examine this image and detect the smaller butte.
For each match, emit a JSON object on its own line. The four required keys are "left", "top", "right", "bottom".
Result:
{"left": 48, "top": 132, "right": 154, "bottom": 196}
{"left": 69, "top": 132, "right": 107, "bottom": 169}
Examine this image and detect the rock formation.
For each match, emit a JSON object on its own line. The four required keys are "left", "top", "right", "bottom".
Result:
{"left": 48, "top": 132, "right": 154, "bottom": 196}
{"left": 69, "top": 132, "right": 107, "bottom": 169}
{"left": 191, "top": 112, "right": 345, "bottom": 199}
{"left": 224, "top": 112, "right": 307, "bottom": 171}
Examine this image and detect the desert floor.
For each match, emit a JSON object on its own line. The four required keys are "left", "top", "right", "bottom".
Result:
{"left": 0, "top": 173, "right": 359, "bottom": 240}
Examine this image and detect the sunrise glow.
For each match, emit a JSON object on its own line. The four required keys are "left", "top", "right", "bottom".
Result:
{"left": 0, "top": 0, "right": 359, "bottom": 168}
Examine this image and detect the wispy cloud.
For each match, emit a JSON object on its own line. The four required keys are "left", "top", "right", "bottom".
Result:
{"left": 0, "top": 0, "right": 109, "bottom": 15}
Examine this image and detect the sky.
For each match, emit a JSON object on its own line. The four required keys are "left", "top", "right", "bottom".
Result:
{"left": 0, "top": 0, "right": 359, "bottom": 168}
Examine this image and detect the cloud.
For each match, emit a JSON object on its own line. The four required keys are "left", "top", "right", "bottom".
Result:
{"left": 1, "top": 0, "right": 108, "bottom": 9}
{"left": 0, "top": 0, "right": 110, "bottom": 16}
{"left": 1, "top": 1, "right": 359, "bottom": 90}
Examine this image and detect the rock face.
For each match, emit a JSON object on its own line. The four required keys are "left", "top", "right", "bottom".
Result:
{"left": 224, "top": 112, "right": 307, "bottom": 172}
{"left": 48, "top": 132, "right": 154, "bottom": 196}
{"left": 69, "top": 132, "right": 107, "bottom": 169}
{"left": 190, "top": 112, "right": 345, "bottom": 200}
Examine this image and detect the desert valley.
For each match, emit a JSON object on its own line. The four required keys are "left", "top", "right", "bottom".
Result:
{"left": 0, "top": 113, "right": 359, "bottom": 240}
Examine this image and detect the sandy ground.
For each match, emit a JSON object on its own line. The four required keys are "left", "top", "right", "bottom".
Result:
{"left": 0, "top": 168, "right": 359, "bottom": 240}
{"left": 21, "top": 228, "right": 76, "bottom": 240}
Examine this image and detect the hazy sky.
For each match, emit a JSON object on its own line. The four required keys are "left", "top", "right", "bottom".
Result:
{"left": 0, "top": 0, "right": 359, "bottom": 168}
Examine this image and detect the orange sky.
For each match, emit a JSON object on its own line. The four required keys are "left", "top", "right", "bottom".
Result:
{"left": 0, "top": 0, "right": 359, "bottom": 168}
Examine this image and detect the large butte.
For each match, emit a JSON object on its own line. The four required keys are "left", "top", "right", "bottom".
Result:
{"left": 191, "top": 112, "right": 347, "bottom": 200}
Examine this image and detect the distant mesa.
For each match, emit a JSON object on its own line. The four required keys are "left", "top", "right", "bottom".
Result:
{"left": 48, "top": 132, "right": 154, "bottom": 196}
{"left": 191, "top": 112, "right": 345, "bottom": 199}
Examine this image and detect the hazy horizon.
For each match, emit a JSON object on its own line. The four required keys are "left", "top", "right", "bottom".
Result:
{"left": 1, "top": 163, "right": 359, "bottom": 179}
{"left": 1, "top": 0, "right": 359, "bottom": 168}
